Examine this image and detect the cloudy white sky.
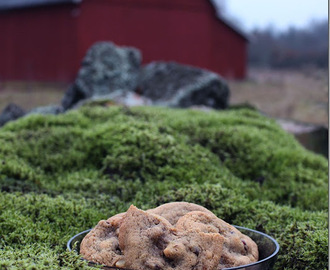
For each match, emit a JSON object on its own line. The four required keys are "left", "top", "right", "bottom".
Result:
{"left": 214, "top": 0, "right": 328, "bottom": 31}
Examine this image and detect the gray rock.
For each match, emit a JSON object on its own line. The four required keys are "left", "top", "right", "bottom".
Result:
{"left": 278, "top": 119, "right": 328, "bottom": 157}
{"left": 0, "top": 103, "right": 25, "bottom": 127}
{"left": 27, "top": 105, "right": 64, "bottom": 115}
{"left": 138, "top": 62, "right": 230, "bottom": 109}
{"left": 62, "top": 41, "right": 142, "bottom": 110}
{"left": 73, "top": 90, "right": 152, "bottom": 109}
{"left": 93, "top": 90, "right": 152, "bottom": 107}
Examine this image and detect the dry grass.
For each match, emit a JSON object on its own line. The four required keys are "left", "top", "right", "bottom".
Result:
{"left": 228, "top": 68, "right": 328, "bottom": 127}
{"left": 0, "top": 68, "right": 328, "bottom": 127}
{"left": 0, "top": 81, "right": 67, "bottom": 112}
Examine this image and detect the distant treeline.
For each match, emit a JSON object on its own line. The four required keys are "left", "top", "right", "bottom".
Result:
{"left": 248, "top": 19, "right": 328, "bottom": 69}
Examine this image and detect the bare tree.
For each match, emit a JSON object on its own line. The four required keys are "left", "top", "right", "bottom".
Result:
{"left": 248, "top": 19, "right": 328, "bottom": 69}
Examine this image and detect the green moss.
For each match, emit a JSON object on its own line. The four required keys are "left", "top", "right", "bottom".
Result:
{"left": 0, "top": 193, "right": 96, "bottom": 269}
{"left": 153, "top": 184, "right": 328, "bottom": 270}
{"left": 0, "top": 105, "right": 327, "bottom": 269}
{"left": 131, "top": 107, "right": 328, "bottom": 210}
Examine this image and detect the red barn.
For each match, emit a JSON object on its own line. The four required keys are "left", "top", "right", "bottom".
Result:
{"left": 0, "top": 0, "right": 248, "bottom": 82}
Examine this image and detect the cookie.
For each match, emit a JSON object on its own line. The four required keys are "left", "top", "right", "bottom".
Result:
{"left": 163, "top": 229, "right": 224, "bottom": 270}
{"left": 118, "top": 205, "right": 173, "bottom": 270}
{"left": 80, "top": 212, "right": 125, "bottom": 266}
{"left": 80, "top": 203, "right": 259, "bottom": 270}
{"left": 175, "top": 211, "right": 259, "bottom": 269}
{"left": 118, "top": 205, "right": 224, "bottom": 270}
{"left": 147, "top": 201, "right": 215, "bottom": 225}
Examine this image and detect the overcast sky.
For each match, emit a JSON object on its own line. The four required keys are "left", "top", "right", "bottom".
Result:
{"left": 214, "top": 0, "right": 328, "bottom": 32}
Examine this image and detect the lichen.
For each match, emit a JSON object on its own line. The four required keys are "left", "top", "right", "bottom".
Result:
{"left": 0, "top": 105, "right": 327, "bottom": 269}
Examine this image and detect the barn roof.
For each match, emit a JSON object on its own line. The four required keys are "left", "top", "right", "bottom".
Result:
{"left": 0, "top": 0, "right": 248, "bottom": 40}
{"left": 207, "top": 1, "right": 248, "bottom": 41}
{"left": 216, "top": 15, "right": 248, "bottom": 41}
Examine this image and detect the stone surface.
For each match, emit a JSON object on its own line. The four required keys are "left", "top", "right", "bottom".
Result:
{"left": 28, "top": 105, "right": 64, "bottom": 115}
{"left": 62, "top": 41, "right": 142, "bottom": 110}
{"left": 138, "top": 62, "right": 230, "bottom": 109}
{"left": 277, "top": 119, "right": 328, "bottom": 157}
{"left": 73, "top": 91, "right": 152, "bottom": 109}
{"left": 0, "top": 103, "right": 25, "bottom": 127}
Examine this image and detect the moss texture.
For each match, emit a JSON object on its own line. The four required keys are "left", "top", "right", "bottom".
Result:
{"left": 0, "top": 105, "right": 328, "bottom": 269}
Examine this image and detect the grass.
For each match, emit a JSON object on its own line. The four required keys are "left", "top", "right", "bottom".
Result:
{"left": 0, "top": 68, "right": 328, "bottom": 127}
{"left": 229, "top": 68, "right": 328, "bottom": 127}
{"left": 0, "top": 105, "right": 328, "bottom": 269}
{"left": 3, "top": 69, "right": 327, "bottom": 159}
{"left": 0, "top": 81, "right": 67, "bottom": 112}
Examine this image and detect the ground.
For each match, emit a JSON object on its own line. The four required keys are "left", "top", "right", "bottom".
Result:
{"left": 0, "top": 105, "right": 328, "bottom": 269}
{"left": 229, "top": 68, "right": 328, "bottom": 127}
{"left": 0, "top": 68, "right": 328, "bottom": 127}
{"left": 0, "top": 68, "right": 328, "bottom": 269}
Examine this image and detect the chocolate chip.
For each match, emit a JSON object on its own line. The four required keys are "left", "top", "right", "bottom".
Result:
{"left": 242, "top": 240, "right": 248, "bottom": 253}
{"left": 164, "top": 257, "right": 176, "bottom": 268}
{"left": 192, "top": 246, "right": 200, "bottom": 256}
{"left": 115, "top": 245, "right": 122, "bottom": 255}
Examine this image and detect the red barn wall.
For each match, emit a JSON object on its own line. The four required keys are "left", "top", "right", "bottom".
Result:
{"left": 0, "top": 4, "right": 79, "bottom": 82}
{"left": 77, "top": 0, "right": 213, "bottom": 69}
{"left": 211, "top": 19, "right": 247, "bottom": 78}
{"left": 0, "top": 0, "right": 247, "bottom": 82}
{"left": 76, "top": 0, "right": 247, "bottom": 79}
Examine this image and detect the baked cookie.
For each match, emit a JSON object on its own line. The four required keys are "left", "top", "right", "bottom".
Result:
{"left": 80, "top": 212, "right": 125, "bottom": 267}
{"left": 118, "top": 205, "right": 173, "bottom": 269}
{"left": 175, "top": 211, "right": 259, "bottom": 269}
{"left": 119, "top": 205, "right": 224, "bottom": 270}
{"left": 163, "top": 229, "right": 224, "bottom": 270}
{"left": 147, "top": 201, "right": 215, "bottom": 225}
{"left": 80, "top": 203, "right": 259, "bottom": 270}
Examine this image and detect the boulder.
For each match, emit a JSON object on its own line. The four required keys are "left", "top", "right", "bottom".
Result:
{"left": 0, "top": 103, "right": 25, "bottom": 127}
{"left": 138, "top": 62, "right": 230, "bottom": 109}
{"left": 27, "top": 105, "right": 64, "bottom": 116}
{"left": 277, "top": 119, "right": 328, "bottom": 157}
{"left": 73, "top": 90, "right": 152, "bottom": 109}
{"left": 62, "top": 42, "right": 142, "bottom": 110}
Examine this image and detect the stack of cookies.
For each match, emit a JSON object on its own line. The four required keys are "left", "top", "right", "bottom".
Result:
{"left": 80, "top": 202, "right": 258, "bottom": 270}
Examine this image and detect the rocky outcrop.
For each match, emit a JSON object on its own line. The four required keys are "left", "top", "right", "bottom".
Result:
{"left": 73, "top": 90, "right": 152, "bottom": 109}
{"left": 2, "top": 42, "right": 231, "bottom": 126}
{"left": 62, "top": 42, "right": 142, "bottom": 110}
{"left": 138, "top": 62, "right": 230, "bottom": 109}
{"left": 28, "top": 105, "right": 64, "bottom": 116}
{"left": 61, "top": 43, "right": 229, "bottom": 110}
{"left": 277, "top": 119, "right": 328, "bottom": 157}
{"left": 0, "top": 103, "right": 25, "bottom": 127}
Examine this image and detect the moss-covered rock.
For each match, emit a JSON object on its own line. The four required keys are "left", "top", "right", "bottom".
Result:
{"left": 0, "top": 105, "right": 327, "bottom": 269}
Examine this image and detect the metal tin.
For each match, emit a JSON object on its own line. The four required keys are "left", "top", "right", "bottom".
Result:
{"left": 67, "top": 226, "right": 280, "bottom": 270}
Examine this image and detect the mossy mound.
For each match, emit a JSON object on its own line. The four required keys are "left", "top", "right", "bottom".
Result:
{"left": 0, "top": 105, "right": 328, "bottom": 269}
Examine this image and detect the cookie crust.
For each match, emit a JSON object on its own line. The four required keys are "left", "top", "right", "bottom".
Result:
{"left": 80, "top": 202, "right": 258, "bottom": 270}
